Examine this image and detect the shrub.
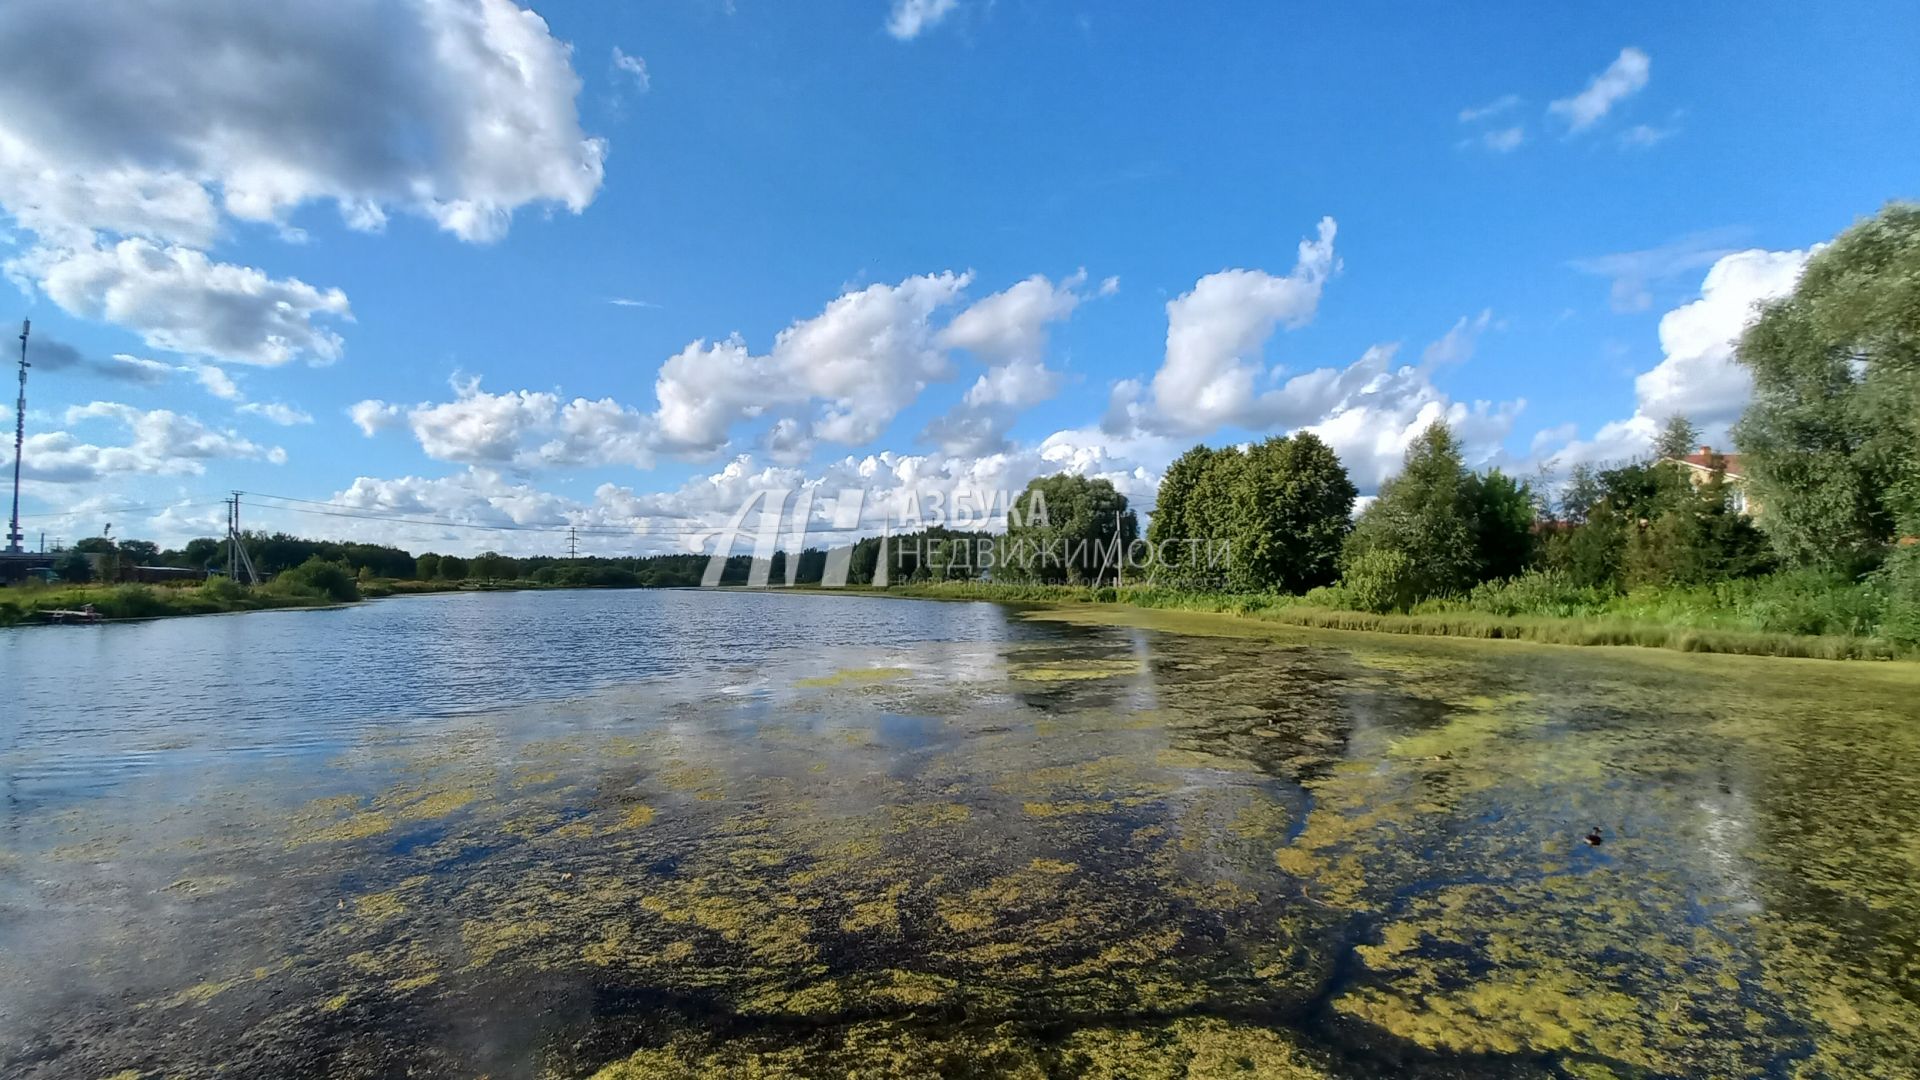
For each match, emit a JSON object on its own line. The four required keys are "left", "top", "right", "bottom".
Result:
{"left": 1458, "top": 570, "right": 1612, "bottom": 619}
{"left": 267, "top": 557, "right": 361, "bottom": 603}
{"left": 1340, "top": 547, "right": 1420, "bottom": 613}
{"left": 200, "top": 576, "right": 246, "bottom": 605}
{"left": 1738, "top": 568, "right": 1885, "bottom": 638}
{"left": 1876, "top": 545, "right": 1920, "bottom": 645}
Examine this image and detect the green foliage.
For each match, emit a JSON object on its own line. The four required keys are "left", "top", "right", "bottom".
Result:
{"left": 1341, "top": 423, "right": 1482, "bottom": 606}
{"left": 471, "top": 551, "right": 515, "bottom": 580}
{"left": 529, "top": 564, "right": 645, "bottom": 588}
{"left": 1537, "top": 440, "right": 1768, "bottom": 594}
{"left": 1145, "top": 444, "right": 1215, "bottom": 568}
{"left": 835, "top": 528, "right": 991, "bottom": 585}
{"left": 1654, "top": 415, "right": 1702, "bottom": 462}
{"left": 1557, "top": 464, "right": 1605, "bottom": 525}
{"left": 117, "top": 539, "right": 160, "bottom": 563}
{"left": 1146, "top": 435, "right": 1356, "bottom": 591}
{"left": 1730, "top": 568, "right": 1891, "bottom": 639}
{"left": 1539, "top": 514, "right": 1625, "bottom": 590}
{"left": 177, "top": 537, "right": 222, "bottom": 568}
{"left": 862, "top": 577, "right": 1909, "bottom": 660}
{"left": 1226, "top": 433, "right": 1357, "bottom": 592}
{"left": 239, "top": 532, "right": 416, "bottom": 578}
{"left": 1452, "top": 570, "right": 1615, "bottom": 619}
{"left": 0, "top": 579, "right": 323, "bottom": 626}
{"left": 415, "top": 552, "right": 443, "bottom": 580}
{"left": 1622, "top": 458, "right": 1774, "bottom": 588}
{"left": 1734, "top": 202, "right": 1920, "bottom": 570}
{"left": 1465, "top": 469, "right": 1536, "bottom": 582}
{"left": 1340, "top": 547, "right": 1419, "bottom": 613}
{"left": 54, "top": 549, "right": 93, "bottom": 583}
{"left": 267, "top": 557, "right": 361, "bottom": 603}
{"left": 999, "top": 474, "right": 1138, "bottom": 585}
{"left": 199, "top": 576, "right": 246, "bottom": 605}
{"left": 1877, "top": 545, "right": 1920, "bottom": 645}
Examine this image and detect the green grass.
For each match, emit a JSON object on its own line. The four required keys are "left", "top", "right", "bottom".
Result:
{"left": 2, "top": 574, "right": 657, "bottom": 625}
{"left": 0, "top": 580, "right": 330, "bottom": 626}
{"left": 826, "top": 579, "right": 1913, "bottom": 661}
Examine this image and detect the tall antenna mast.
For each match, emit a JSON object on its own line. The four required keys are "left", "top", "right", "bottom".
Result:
{"left": 6, "top": 319, "right": 28, "bottom": 554}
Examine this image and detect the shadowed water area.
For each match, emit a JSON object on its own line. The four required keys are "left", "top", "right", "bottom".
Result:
{"left": 2, "top": 589, "right": 1918, "bottom": 1078}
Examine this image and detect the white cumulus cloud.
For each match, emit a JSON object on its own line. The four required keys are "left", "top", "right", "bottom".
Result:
{"left": 26, "top": 239, "right": 352, "bottom": 366}
{"left": 652, "top": 272, "right": 972, "bottom": 453}
{"left": 363, "top": 377, "right": 657, "bottom": 470}
{"left": 349, "top": 400, "right": 405, "bottom": 437}
{"left": 1549, "top": 47, "right": 1651, "bottom": 133}
{"left": 1636, "top": 248, "right": 1810, "bottom": 425}
{"left": 238, "top": 401, "right": 315, "bottom": 426}
{"left": 887, "top": 0, "right": 959, "bottom": 40}
{"left": 1534, "top": 245, "right": 1812, "bottom": 469}
{"left": 4, "top": 401, "right": 281, "bottom": 483}
{"left": 1130, "top": 217, "right": 1339, "bottom": 434}
{"left": 922, "top": 271, "right": 1087, "bottom": 455}
{"left": 0, "top": 0, "right": 604, "bottom": 364}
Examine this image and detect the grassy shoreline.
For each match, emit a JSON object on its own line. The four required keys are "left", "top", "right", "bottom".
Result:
{"left": 0, "top": 577, "right": 611, "bottom": 627}
{"left": 793, "top": 580, "right": 1915, "bottom": 662}
{"left": 0, "top": 581, "right": 334, "bottom": 626}
{"left": 9, "top": 575, "right": 1909, "bottom": 662}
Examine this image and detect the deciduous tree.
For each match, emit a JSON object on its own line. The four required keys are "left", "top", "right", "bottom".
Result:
{"left": 1734, "top": 202, "right": 1920, "bottom": 571}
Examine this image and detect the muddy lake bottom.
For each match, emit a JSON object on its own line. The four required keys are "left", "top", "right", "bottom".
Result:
{"left": 2, "top": 588, "right": 1917, "bottom": 1079}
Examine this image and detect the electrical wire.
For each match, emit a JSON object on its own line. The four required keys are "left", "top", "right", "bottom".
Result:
{"left": 239, "top": 494, "right": 726, "bottom": 535}
{"left": 16, "top": 488, "right": 1156, "bottom": 543}
{"left": 17, "top": 500, "right": 226, "bottom": 520}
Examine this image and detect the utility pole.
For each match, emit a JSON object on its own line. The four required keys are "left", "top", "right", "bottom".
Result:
{"left": 567, "top": 526, "right": 579, "bottom": 560}
{"left": 6, "top": 319, "right": 28, "bottom": 554}
{"left": 223, "top": 492, "right": 260, "bottom": 585}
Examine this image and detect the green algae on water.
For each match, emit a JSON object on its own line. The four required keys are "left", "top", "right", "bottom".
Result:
{"left": 13, "top": 615, "right": 1920, "bottom": 1079}
{"left": 797, "top": 666, "right": 912, "bottom": 688}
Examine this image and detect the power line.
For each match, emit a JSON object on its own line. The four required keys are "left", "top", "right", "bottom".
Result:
{"left": 240, "top": 496, "right": 697, "bottom": 535}
{"left": 18, "top": 501, "right": 226, "bottom": 521}
{"left": 10, "top": 490, "right": 1158, "bottom": 539}
{"left": 239, "top": 491, "right": 821, "bottom": 536}
{"left": 231, "top": 489, "right": 1161, "bottom": 543}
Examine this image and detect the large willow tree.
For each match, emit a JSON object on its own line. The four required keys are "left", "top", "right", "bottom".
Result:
{"left": 1734, "top": 203, "right": 1920, "bottom": 573}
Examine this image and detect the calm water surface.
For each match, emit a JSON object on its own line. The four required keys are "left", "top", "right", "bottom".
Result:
{"left": 2, "top": 589, "right": 1917, "bottom": 1078}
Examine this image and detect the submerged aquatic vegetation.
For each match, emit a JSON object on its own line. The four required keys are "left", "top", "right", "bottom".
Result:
{"left": 8, "top": 612, "right": 1920, "bottom": 1079}
{"left": 797, "top": 666, "right": 913, "bottom": 688}
{"left": 584, "top": 1017, "right": 1337, "bottom": 1079}
{"left": 1007, "top": 657, "right": 1144, "bottom": 682}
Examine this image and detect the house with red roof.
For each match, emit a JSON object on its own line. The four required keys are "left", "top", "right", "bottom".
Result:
{"left": 1664, "top": 445, "right": 1759, "bottom": 517}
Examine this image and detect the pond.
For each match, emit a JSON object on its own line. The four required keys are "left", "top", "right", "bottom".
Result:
{"left": 2, "top": 588, "right": 1917, "bottom": 1078}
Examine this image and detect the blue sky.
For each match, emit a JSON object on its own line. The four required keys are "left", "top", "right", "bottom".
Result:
{"left": 2, "top": 0, "right": 1916, "bottom": 554}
